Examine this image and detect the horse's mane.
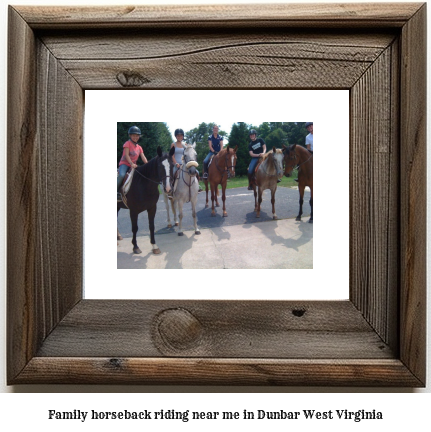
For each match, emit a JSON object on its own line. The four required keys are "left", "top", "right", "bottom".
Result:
{"left": 135, "top": 154, "right": 159, "bottom": 177}
{"left": 260, "top": 148, "right": 283, "bottom": 161}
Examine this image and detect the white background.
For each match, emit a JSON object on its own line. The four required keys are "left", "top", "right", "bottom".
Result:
{"left": 0, "top": 0, "right": 430, "bottom": 427}
{"left": 85, "top": 89, "right": 349, "bottom": 300}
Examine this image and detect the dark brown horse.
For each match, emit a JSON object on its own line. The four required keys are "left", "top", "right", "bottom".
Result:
{"left": 117, "top": 146, "right": 175, "bottom": 254}
{"left": 203, "top": 145, "right": 238, "bottom": 217}
{"left": 283, "top": 144, "right": 313, "bottom": 223}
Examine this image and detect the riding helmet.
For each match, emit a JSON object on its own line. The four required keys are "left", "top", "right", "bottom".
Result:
{"left": 305, "top": 122, "right": 313, "bottom": 128}
{"left": 174, "top": 128, "right": 185, "bottom": 137}
{"left": 249, "top": 129, "right": 257, "bottom": 135}
{"left": 128, "top": 126, "right": 141, "bottom": 135}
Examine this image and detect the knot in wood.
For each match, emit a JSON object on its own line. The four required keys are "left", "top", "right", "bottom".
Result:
{"left": 155, "top": 308, "right": 203, "bottom": 351}
{"left": 116, "top": 71, "right": 150, "bottom": 87}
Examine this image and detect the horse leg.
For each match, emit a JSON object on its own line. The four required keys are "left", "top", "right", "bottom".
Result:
{"left": 222, "top": 183, "right": 227, "bottom": 217}
{"left": 117, "top": 206, "right": 123, "bottom": 240}
{"left": 309, "top": 186, "right": 313, "bottom": 223}
{"left": 177, "top": 200, "right": 184, "bottom": 236}
{"left": 171, "top": 196, "right": 179, "bottom": 226}
{"left": 256, "top": 187, "right": 262, "bottom": 218}
{"left": 296, "top": 185, "right": 305, "bottom": 221}
{"left": 271, "top": 186, "right": 277, "bottom": 220}
{"left": 215, "top": 185, "right": 220, "bottom": 207}
{"left": 130, "top": 210, "right": 141, "bottom": 254}
{"left": 253, "top": 185, "right": 258, "bottom": 212}
{"left": 147, "top": 206, "right": 161, "bottom": 254}
{"left": 191, "top": 195, "right": 200, "bottom": 235}
{"left": 204, "top": 180, "right": 209, "bottom": 208}
{"left": 162, "top": 192, "right": 173, "bottom": 228}
{"left": 210, "top": 183, "right": 216, "bottom": 217}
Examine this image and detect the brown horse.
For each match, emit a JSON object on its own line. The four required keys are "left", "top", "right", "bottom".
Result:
{"left": 204, "top": 145, "right": 238, "bottom": 217}
{"left": 252, "top": 147, "right": 284, "bottom": 219}
{"left": 283, "top": 144, "right": 313, "bottom": 223}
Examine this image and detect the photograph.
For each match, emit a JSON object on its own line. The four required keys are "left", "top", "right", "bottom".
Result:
{"left": 116, "top": 121, "right": 314, "bottom": 270}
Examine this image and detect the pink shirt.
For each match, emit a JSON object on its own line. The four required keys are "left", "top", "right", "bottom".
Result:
{"left": 119, "top": 140, "right": 144, "bottom": 167}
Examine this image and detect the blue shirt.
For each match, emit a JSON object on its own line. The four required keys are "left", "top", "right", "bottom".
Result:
{"left": 208, "top": 134, "right": 223, "bottom": 153}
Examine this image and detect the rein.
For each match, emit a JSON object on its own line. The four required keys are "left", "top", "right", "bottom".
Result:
{"left": 134, "top": 161, "right": 170, "bottom": 188}
{"left": 214, "top": 151, "right": 235, "bottom": 179}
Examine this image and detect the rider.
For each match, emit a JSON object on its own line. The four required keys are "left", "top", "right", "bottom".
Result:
{"left": 295, "top": 122, "right": 313, "bottom": 182}
{"left": 305, "top": 122, "right": 313, "bottom": 152}
{"left": 247, "top": 129, "right": 266, "bottom": 190}
{"left": 168, "top": 128, "right": 202, "bottom": 198}
{"left": 117, "top": 125, "right": 148, "bottom": 200}
{"left": 202, "top": 125, "right": 223, "bottom": 179}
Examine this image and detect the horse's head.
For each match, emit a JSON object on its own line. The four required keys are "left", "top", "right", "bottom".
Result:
{"left": 282, "top": 144, "right": 297, "bottom": 177}
{"left": 272, "top": 147, "right": 284, "bottom": 179}
{"left": 157, "top": 145, "right": 174, "bottom": 193}
{"left": 225, "top": 145, "right": 238, "bottom": 178}
{"left": 183, "top": 143, "right": 199, "bottom": 176}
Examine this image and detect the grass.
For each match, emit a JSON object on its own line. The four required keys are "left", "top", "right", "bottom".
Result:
{"left": 199, "top": 172, "right": 299, "bottom": 190}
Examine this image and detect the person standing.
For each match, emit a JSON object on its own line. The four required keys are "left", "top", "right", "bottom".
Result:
{"left": 202, "top": 125, "right": 223, "bottom": 178}
{"left": 305, "top": 122, "right": 313, "bottom": 151}
{"left": 247, "top": 129, "right": 266, "bottom": 190}
{"left": 117, "top": 125, "right": 148, "bottom": 200}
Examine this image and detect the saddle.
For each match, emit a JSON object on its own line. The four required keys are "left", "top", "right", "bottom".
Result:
{"left": 117, "top": 168, "right": 135, "bottom": 205}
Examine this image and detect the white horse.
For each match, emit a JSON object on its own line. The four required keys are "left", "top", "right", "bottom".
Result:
{"left": 163, "top": 143, "right": 201, "bottom": 236}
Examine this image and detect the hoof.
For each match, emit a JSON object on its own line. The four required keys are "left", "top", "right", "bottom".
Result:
{"left": 256, "top": 213, "right": 260, "bottom": 218}
{"left": 309, "top": 219, "right": 313, "bottom": 224}
{"left": 211, "top": 211, "right": 216, "bottom": 217}
{"left": 167, "top": 224, "right": 172, "bottom": 228}
{"left": 153, "top": 248, "right": 161, "bottom": 254}
{"left": 205, "top": 204, "right": 209, "bottom": 208}
{"left": 296, "top": 217, "right": 301, "bottom": 221}
{"left": 273, "top": 215, "right": 278, "bottom": 220}
{"left": 133, "top": 248, "right": 142, "bottom": 254}
{"left": 216, "top": 203, "right": 220, "bottom": 207}
{"left": 223, "top": 212, "right": 228, "bottom": 217}
{"left": 195, "top": 230, "right": 201, "bottom": 235}
{"left": 178, "top": 232, "right": 184, "bottom": 236}
{"left": 117, "top": 235, "right": 123, "bottom": 240}
{"left": 175, "top": 222, "right": 179, "bottom": 226}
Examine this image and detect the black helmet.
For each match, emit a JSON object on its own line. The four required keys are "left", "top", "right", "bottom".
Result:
{"left": 174, "top": 128, "right": 185, "bottom": 137}
{"left": 128, "top": 126, "right": 141, "bottom": 135}
{"left": 305, "top": 122, "right": 313, "bottom": 128}
{"left": 249, "top": 129, "right": 257, "bottom": 135}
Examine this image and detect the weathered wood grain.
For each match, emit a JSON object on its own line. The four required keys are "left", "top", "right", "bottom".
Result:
{"left": 7, "top": 3, "right": 427, "bottom": 386}
{"left": 399, "top": 3, "right": 427, "bottom": 385}
{"left": 16, "top": 3, "right": 423, "bottom": 29}
{"left": 16, "top": 358, "right": 423, "bottom": 386}
{"left": 40, "top": 31, "right": 395, "bottom": 89}
{"left": 350, "top": 45, "right": 398, "bottom": 347}
{"left": 7, "top": 6, "right": 38, "bottom": 382}
{"left": 36, "top": 300, "right": 393, "bottom": 359}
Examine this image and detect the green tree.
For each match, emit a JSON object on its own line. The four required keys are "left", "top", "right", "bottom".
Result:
{"left": 265, "top": 127, "right": 288, "bottom": 149}
{"left": 228, "top": 122, "right": 251, "bottom": 177}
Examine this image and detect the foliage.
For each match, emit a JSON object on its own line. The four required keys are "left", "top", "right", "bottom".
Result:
{"left": 184, "top": 122, "right": 227, "bottom": 169}
{"left": 228, "top": 122, "right": 252, "bottom": 176}
{"left": 117, "top": 122, "right": 172, "bottom": 164}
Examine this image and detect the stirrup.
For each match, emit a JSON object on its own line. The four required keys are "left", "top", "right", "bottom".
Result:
{"left": 294, "top": 178, "right": 299, "bottom": 183}
{"left": 117, "top": 192, "right": 122, "bottom": 201}
{"left": 203, "top": 173, "right": 208, "bottom": 179}
{"left": 277, "top": 179, "right": 282, "bottom": 183}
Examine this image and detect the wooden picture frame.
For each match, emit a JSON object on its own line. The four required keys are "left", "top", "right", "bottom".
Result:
{"left": 7, "top": 3, "right": 426, "bottom": 386}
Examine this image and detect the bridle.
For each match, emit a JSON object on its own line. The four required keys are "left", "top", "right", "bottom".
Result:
{"left": 215, "top": 150, "right": 236, "bottom": 179}
{"left": 284, "top": 147, "right": 312, "bottom": 174}
{"left": 134, "top": 157, "right": 171, "bottom": 191}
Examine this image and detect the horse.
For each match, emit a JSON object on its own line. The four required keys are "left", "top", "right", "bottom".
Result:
{"left": 117, "top": 146, "right": 175, "bottom": 254}
{"left": 282, "top": 144, "right": 313, "bottom": 223}
{"left": 162, "top": 143, "right": 201, "bottom": 236}
{"left": 203, "top": 145, "right": 238, "bottom": 217}
{"left": 252, "top": 147, "right": 284, "bottom": 219}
